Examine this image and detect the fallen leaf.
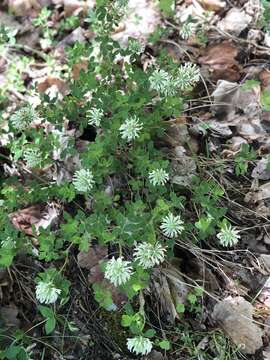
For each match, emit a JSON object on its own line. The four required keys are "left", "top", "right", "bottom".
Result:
{"left": 37, "top": 76, "right": 69, "bottom": 98}
{"left": 112, "top": 0, "right": 161, "bottom": 45}
{"left": 151, "top": 264, "right": 188, "bottom": 324}
{"left": 72, "top": 59, "right": 89, "bottom": 80}
{"left": 199, "top": 41, "right": 241, "bottom": 82}
{"left": 57, "top": 27, "right": 86, "bottom": 49}
{"left": 197, "top": 0, "right": 225, "bottom": 11}
{"left": 10, "top": 203, "right": 60, "bottom": 236}
{"left": 77, "top": 245, "right": 107, "bottom": 270}
{"left": 63, "top": 0, "right": 90, "bottom": 17}
{"left": 0, "top": 305, "right": 20, "bottom": 329}
{"left": 218, "top": 8, "right": 251, "bottom": 36}
{"left": 212, "top": 296, "right": 263, "bottom": 354}
{"left": 252, "top": 158, "right": 270, "bottom": 180}
{"left": 8, "top": 0, "right": 41, "bottom": 16}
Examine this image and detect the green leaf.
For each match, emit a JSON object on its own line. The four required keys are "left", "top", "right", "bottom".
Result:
{"left": 132, "top": 283, "right": 142, "bottom": 292}
{"left": 121, "top": 314, "right": 132, "bottom": 327}
{"left": 159, "top": 0, "right": 175, "bottom": 15}
{"left": 241, "top": 79, "right": 260, "bottom": 91}
{"left": 45, "top": 316, "right": 56, "bottom": 334}
{"left": 144, "top": 329, "right": 156, "bottom": 338}
{"left": 38, "top": 305, "right": 54, "bottom": 319}
{"left": 159, "top": 339, "right": 171, "bottom": 350}
{"left": 176, "top": 303, "right": 185, "bottom": 314}
{"left": 261, "top": 90, "right": 270, "bottom": 111}
{"left": 187, "top": 293, "right": 197, "bottom": 305}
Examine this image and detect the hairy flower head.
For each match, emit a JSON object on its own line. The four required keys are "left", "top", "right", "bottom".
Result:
{"left": 87, "top": 107, "right": 104, "bottom": 127}
{"left": 174, "top": 63, "right": 200, "bottom": 91}
{"left": 160, "top": 213, "right": 184, "bottom": 238}
{"left": 9, "top": 106, "right": 36, "bottom": 131}
{"left": 134, "top": 242, "right": 166, "bottom": 269}
{"left": 149, "top": 69, "right": 176, "bottom": 96}
{"left": 36, "top": 280, "right": 61, "bottom": 304}
{"left": 149, "top": 168, "right": 169, "bottom": 186}
{"left": 73, "top": 169, "right": 94, "bottom": 193}
{"left": 179, "top": 21, "right": 196, "bottom": 40}
{"left": 23, "top": 148, "right": 42, "bottom": 168}
{"left": 217, "top": 223, "right": 240, "bottom": 247}
{"left": 119, "top": 116, "right": 143, "bottom": 141}
{"left": 104, "top": 257, "right": 133, "bottom": 287}
{"left": 127, "top": 336, "right": 153, "bottom": 355}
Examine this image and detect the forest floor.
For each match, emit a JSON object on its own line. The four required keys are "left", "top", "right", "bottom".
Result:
{"left": 1, "top": 0, "right": 270, "bottom": 359}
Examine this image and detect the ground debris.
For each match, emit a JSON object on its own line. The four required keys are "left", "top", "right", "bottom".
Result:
{"left": 212, "top": 296, "right": 263, "bottom": 354}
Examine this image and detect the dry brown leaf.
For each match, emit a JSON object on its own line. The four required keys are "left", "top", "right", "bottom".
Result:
{"left": 199, "top": 41, "right": 241, "bottom": 82}
{"left": 213, "top": 296, "right": 263, "bottom": 354}
{"left": 9, "top": 203, "right": 60, "bottom": 236}
{"left": 77, "top": 245, "right": 107, "bottom": 270}
{"left": 72, "top": 59, "right": 89, "bottom": 80}
{"left": 8, "top": 0, "right": 41, "bottom": 16}
{"left": 218, "top": 8, "right": 251, "bottom": 36}
{"left": 197, "top": 0, "right": 225, "bottom": 11}
{"left": 63, "top": 0, "right": 89, "bottom": 17}
{"left": 245, "top": 182, "right": 270, "bottom": 203}
{"left": 0, "top": 305, "right": 20, "bottom": 329}
{"left": 37, "top": 76, "right": 69, "bottom": 97}
{"left": 112, "top": 0, "right": 160, "bottom": 46}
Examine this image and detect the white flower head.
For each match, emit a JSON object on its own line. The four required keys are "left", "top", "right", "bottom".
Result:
{"left": 73, "top": 169, "right": 94, "bottom": 193}
{"left": 149, "top": 168, "right": 169, "bottom": 186}
{"left": 23, "top": 148, "right": 42, "bottom": 168}
{"left": 9, "top": 106, "right": 36, "bottom": 131}
{"left": 36, "top": 281, "right": 61, "bottom": 304}
{"left": 134, "top": 242, "right": 166, "bottom": 269}
{"left": 160, "top": 213, "right": 184, "bottom": 238}
{"left": 217, "top": 223, "right": 240, "bottom": 247}
{"left": 127, "top": 336, "right": 153, "bottom": 355}
{"left": 179, "top": 21, "right": 196, "bottom": 40}
{"left": 87, "top": 107, "right": 104, "bottom": 127}
{"left": 174, "top": 63, "right": 200, "bottom": 91}
{"left": 149, "top": 69, "right": 176, "bottom": 96}
{"left": 128, "top": 39, "right": 145, "bottom": 55}
{"left": 104, "top": 257, "right": 133, "bottom": 287}
{"left": 119, "top": 116, "right": 143, "bottom": 142}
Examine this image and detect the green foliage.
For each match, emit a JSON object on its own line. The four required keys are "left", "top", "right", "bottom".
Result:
{"left": 0, "top": 0, "right": 245, "bottom": 357}
{"left": 261, "top": 89, "right": 270, "bottom": 111}
{"left": 38, "top": 306, "right": 56, "bottom": 334}
{"left": 159, "top": 0, "right": 175, "bottom": 15}
{"left": 234, "top": 144, "right": 256, "bottom": 176}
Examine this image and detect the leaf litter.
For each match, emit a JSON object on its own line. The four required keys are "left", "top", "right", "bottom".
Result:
{"left": 2, "top": 0, "right": 270, "bottom": 358}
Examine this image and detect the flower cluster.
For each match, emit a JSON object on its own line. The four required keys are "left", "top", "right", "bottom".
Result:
{"left": 179, "top": 21, "right": 196, "bottom": 40}
{"left": 119, "top": 116, "right": 143, "bottom": 141}
{"left": 127, "top": 336, "right": 153, "bottom": 355}
{"left": 175, "top": 63, "right": 200, "bottom": 91}
{"left": 149, "top": 63, "right": 200, "bottom": 96}
{"left": 36, "top": 280, "right": 61, "bottom": 304}
{"left": 160, "top": 213, "right": 184, "bottom": 238}
{"left": 23, "top": 148, "right": 42, "bottom": 168}
{"left": 134, "top": 242, "right": 166, "bottom": 269}
{"left": 87, "top": 107, "right": 104, "bottom": 127}
{"left": 217, "top": 223, "right": 240, "bottom": 247}
{"left": 149, "top": 168, "right": 169, "bottom": 186}
{"left": 149, "top": 69, "right": 176, "bottom": 97}
{"left": 72, "top": 169, "right": 94, "bottom": 193}
{"left": 104, "top": 257, "right": 133, "bottom": 287}
{"left": 128, "top": 39, "right": 145, "bottom": 55}
{"left": 9, "top": 106, "right": 36, "bottom": 131}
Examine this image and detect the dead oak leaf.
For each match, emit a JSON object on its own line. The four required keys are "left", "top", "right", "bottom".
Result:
{"left": 199, "top": 41, "right": 241, "bottom": 82}
{"left": 9, "top": 203, "right": 60, "bottom": 236}
{"left": 8, "top": 0, "right": 41, "bottom": 16}
{"left": 77, "top": 245, "right": 107, "bottom": 270}
{"left": 197, "top": 0, "right": 225, "bottom": 11}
